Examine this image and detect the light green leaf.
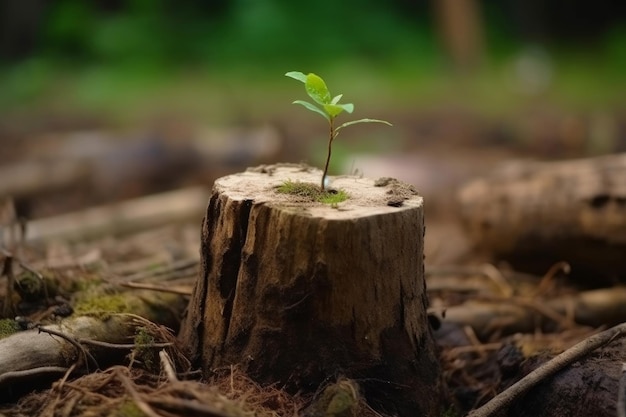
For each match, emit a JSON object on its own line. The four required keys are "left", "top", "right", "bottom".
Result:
{"left": 323, "top": 103, "right": 354, "bottom": 118}
{"left": 335, "top": 118, "right": 392, "bottom": 134}
{"left": 293, "top": 100, "right": 330, "bottom": 121}
{"left": 323, "top": 104, "right": 344, "bottom": 118}
{"left": 305, "top": 73, "right": 331, "bottom": 105}
{"left": 331, "top": 94, "right": 343, "bottom": 104}
{"left": 341, "top": 103, "right": 354, "bottom": 113}
{"left": 285, "top": 71, "right": 307, "bottom": 83}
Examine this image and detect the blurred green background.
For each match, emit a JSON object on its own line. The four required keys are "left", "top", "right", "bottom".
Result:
{"left": 0, "top": 1, "right": 625, "bottom": 218}
{"left": 2, "top": 1, "right": 624, "bottom": 120}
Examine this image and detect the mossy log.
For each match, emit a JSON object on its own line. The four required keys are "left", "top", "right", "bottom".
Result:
{"left": 0, "top": 289, "right": 187, "bottom": 401}
{"left": 0, "top": 314, "right": 145, "bottom": 400}
{"left": 179, "top": 164, "right": 444, "bottom": 416}
{"left": 458, "top": 154, "right": 626, "bottom": 278}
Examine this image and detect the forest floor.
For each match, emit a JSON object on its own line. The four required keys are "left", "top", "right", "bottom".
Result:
{"left": 1, "top": 105, "right": 625, "bottom": 416}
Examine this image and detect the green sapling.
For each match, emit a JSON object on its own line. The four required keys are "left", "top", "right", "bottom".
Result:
{"left": 285, "top": 71, "right": 392, "bottom": 190}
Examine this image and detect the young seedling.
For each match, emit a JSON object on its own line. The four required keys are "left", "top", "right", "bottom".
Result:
{"left": 285, "top": 71, "right": 392, "bottom": 190}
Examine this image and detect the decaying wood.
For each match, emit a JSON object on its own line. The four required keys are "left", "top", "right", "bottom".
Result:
{"left": 24, "top": 186, "right": 209, "bottom": 242}
{"left": 0, "top": 127, "right": 281, "bottom": 201}
{"left": 0, "top": 282, "right": 188, "bottom": 398}
{"left": 0, "top": 160, "right": 92, "bottom": 198}
{"left": 0, "top": 314, "right": 170, "bottom": 397}
{"left": 458, "top": 154, "right": 626, "bottom": 277}
{"left": 443, "top": 287, "right": 626, "bottom": 339}
{"left": 180, "top": 164, "right": 443, "bottom": 417}
{"left": 469, "top": 322, "right": 626, "bottom": 417}
{"left": 618, "top": 365, "right": 626, "bottom": 417}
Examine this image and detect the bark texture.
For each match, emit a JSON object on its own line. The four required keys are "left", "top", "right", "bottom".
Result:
{"left": 458, "top": 154, "right": 626, "bottom": 278}
{"left": 180, "top": 164, "right": 443, "bottom": 416}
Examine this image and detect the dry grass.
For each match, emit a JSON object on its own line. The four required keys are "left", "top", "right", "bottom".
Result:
{"left": 5, "top": 364, "right": 302, "bottom": 417}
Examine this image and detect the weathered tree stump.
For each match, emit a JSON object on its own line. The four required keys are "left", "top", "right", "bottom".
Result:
{"left": 180, "top": 164, "right": 443, "bottom": 416}
{"left": 458, "top": 154, "right": 626, "bottom": 278}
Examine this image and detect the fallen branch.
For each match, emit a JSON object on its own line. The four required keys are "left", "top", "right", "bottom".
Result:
{"left": 0, "top": 315, "right": 133, "bottom": 380}
{"left": 159, "top": 350, "right": 178, "bottom": 383}
{"left": 458, "top": 154, "right": 626, "bottom": 278}
{"left": 37, "top": 325, "right": 100, "bottom": 371}
{"left": 0, "top": 366, "right": 70, "bottom": 386}
{"left": 0, "top": 313, "right": 186, "bottom": 394}
{"left": 444, "top": 287, "right": 626, "bottom": 338}
{"left": 467, "top": 322, "right": 626, "bottom": 417}
{"left": 25, "top": 186, "right": 209, "bottom": 242}
{"left": 0, "top": 160, "right": 91, "bottom": 198}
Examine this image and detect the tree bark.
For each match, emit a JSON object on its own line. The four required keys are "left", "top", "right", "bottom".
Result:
{"left": 180, "top": 164, "right": 443, "bottom": 416}
{"left": 458, "top": 154, "right": 626, "bottom": 278}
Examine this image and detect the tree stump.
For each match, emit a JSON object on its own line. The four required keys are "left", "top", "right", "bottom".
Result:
{"left": 179, "top": 164, "right": 443, "bottom": 416}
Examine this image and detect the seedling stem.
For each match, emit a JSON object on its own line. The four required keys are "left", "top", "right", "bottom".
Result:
{"left": 285, "top": 71, "right": 391, "bottom": 190}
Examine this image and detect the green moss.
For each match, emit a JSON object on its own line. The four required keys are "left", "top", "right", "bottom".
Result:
{"left": 134, "top": 326, "right": 155, "bottom": 346}
{"left": 276, "top": 180, "right": 348, "bottom": 205}
{"left": 303, "top": 379, "right": 359, "bottom": 417}
{"left": 74, "top": 291, "right": 139, "bottom": 315}
{"left": 319, "top": 190, "right": 348, "bottom": 205}
{"left": 0, "top": 319, "right": 20, "bottom": 339}
{"left": 68, "top": 272, "right": 105, "bottom": 293}
{"left": 133, "top": 326, "right": 158, "bottom": 372}
{"left": 112, "top": 399, "right": 146, "bottom": 417}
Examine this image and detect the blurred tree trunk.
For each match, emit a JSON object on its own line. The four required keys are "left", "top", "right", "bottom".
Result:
{"left": 0, "top": 0, "right": 45, "bottom": 60}
{"left": 434, "top": 0, "right": 485, "bottom": 71}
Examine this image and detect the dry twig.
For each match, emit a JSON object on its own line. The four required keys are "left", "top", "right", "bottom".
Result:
{"left": 467, "top": 322, "right": 626, "bottom": 417}
{"left": 0, "top": 366, "right": 69, "bottom": 386}
{"left": 38, "top": 326, "right": 100, "bottom": 371}
{"left": 159, "top": 350, "right": 178, "bottom": 383}
{"left": 117, "top": 368, "right": 163, "bottom": 417}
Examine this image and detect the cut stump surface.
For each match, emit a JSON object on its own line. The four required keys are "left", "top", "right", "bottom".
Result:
{"left": 180, "top": 164, "right": 443, "bottom": 416}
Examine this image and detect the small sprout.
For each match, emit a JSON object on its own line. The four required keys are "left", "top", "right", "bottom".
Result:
{"left": 285, "top": 71, "right": 391, "bottom": 190}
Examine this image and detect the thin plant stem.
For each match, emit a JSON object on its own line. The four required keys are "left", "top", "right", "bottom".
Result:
{"left": 321, "top": 117, "right": 336, "bottom": 190}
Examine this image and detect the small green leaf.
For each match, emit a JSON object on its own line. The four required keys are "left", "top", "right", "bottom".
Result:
{"left": 331, "top": 94, "right": 343, "bottom": 104}
{"left": 341, "top": 103, "right": 354, "bottom": 113}
{"left": 335, "top": 118, "right": 392, "bottom": 134}
{"left": 323, "top": 103, "right": 354, "bottom": 118}
{"left": 293, "top": 100, "right": 330, "bottom": 121}
{"left": 285, "top": 71, "right": 307, "bottom": 83}
{"left": 323, "top": 104, "right": 344, "bottom": 118}
{"left": 305, "top": 73, "right": 331, "bottom": 105}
